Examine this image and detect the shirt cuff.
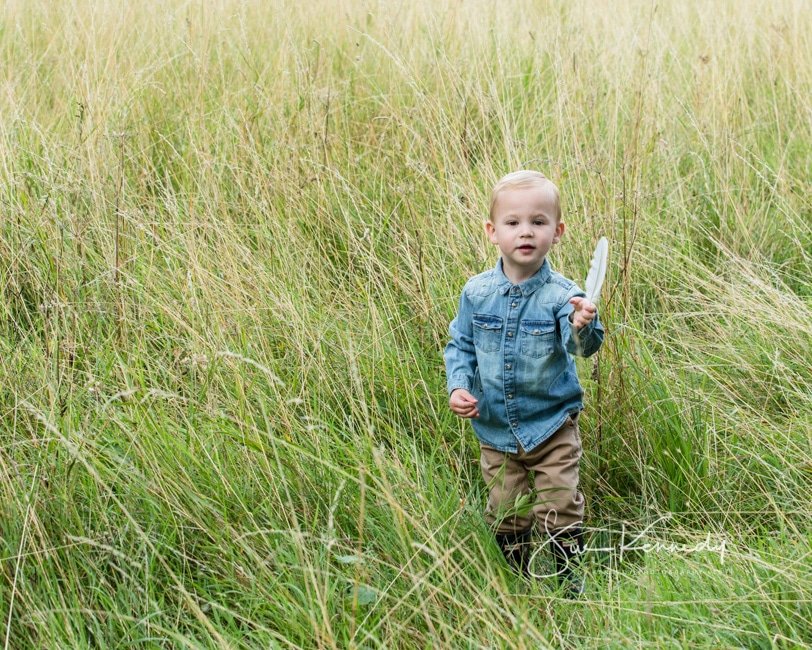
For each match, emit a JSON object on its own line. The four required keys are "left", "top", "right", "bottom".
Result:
{"left": 448, "top": 376, "right": 472, "bottom": 395}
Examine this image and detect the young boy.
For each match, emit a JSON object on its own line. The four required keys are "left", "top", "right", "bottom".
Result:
{"left": 444, "top": 170, "right": 604, "bottom": 596}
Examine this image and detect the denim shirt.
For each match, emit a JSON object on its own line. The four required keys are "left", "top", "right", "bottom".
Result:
{"left": 444, "top": 257, "right": 604, "bottom": 453}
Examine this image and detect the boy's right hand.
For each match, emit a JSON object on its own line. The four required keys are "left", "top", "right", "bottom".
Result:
{"left": 449, "top": 388, "right": 479, "bottom": 418}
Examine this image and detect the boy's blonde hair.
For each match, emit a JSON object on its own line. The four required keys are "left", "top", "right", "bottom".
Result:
{"left": 489, "top": 170, "right": 561, "bottom": 222}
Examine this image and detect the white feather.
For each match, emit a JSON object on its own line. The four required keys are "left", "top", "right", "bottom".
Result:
{"left": 584, "top": 236, "right": 609, "bottom": 304}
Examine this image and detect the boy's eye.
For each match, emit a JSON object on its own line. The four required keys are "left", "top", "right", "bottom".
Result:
{"left": 534, "top": 220, "right": 546, "bottom": 225}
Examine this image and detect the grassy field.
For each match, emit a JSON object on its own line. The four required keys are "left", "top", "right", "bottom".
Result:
{"left": 1, "top": 0, "right": 810, "bottom": 646}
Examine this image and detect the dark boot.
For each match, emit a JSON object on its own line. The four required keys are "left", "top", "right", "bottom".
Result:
{"left": 494, "top": 526, "right": 533, "bottom": 578}
{"left": 550, "top": 527, "right": 586, "bottom": 598}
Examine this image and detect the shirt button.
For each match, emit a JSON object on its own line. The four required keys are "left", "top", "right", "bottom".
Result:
{"left": 505, "top": 363, "right": 511, "bottom": 370}
{"left": 512, "top": 301, "right": 518, "bottom": 308}
{"left": 507, "top": 393, "right": 513, "bottom": 399}
{"left": 507, "top": 331, "right": 513, "bottom": 337}
{"left": 511, "top": 421, "right": 517, "bottom": 427}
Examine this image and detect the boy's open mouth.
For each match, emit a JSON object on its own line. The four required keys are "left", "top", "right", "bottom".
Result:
{"left": 517, "top": 245, "right": 535, "bottom": 251}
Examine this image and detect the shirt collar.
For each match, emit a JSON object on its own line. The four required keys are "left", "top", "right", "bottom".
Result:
{"left": 495, "top": 257, "right": 552, "bottom": 296}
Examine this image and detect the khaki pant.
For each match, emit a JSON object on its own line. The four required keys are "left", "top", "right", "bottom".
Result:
{"left": 479, "top": 413, "right": 584, "bottom": 535}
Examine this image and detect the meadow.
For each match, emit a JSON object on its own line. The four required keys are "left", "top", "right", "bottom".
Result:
{"left": 1, "top": 0, "right": 810, "bottom": 646}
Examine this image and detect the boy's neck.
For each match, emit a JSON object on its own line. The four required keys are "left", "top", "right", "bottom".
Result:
{"left": 502, "top": 258, "right": 545, "bottom": 285}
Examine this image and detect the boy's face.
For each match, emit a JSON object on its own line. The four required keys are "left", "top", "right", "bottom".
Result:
{"left": 486, "top": 185, "right": 564, "bottom": 278}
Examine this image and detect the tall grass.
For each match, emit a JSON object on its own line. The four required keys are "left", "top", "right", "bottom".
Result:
{"left": 1, "top": 0, "right": 810, "bottom": 646}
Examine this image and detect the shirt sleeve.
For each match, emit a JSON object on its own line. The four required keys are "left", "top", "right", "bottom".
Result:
{"left": 556, "top": 284, "right": 605, "bottom": 358}
{"left": 444, "top": 285, "right": 478, "bottom": 395}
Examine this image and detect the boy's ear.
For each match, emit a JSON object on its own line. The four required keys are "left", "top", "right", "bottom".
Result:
{"left": 553, "top": 220, "right": 565, "bottom": 244}
{"left": 484, "top": 219, "right": 497, "bottom": 244}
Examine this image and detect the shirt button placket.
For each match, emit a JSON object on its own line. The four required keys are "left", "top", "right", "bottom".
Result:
{"left": 505, "top": 286, "right": 520, "bottom": 431}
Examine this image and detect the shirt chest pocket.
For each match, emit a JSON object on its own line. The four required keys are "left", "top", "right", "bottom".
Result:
{"left": 520, "top": 319, "right": 556, "bottom": 358}
{"left": 472, "top": 313, "right": 503, "bottom": 353}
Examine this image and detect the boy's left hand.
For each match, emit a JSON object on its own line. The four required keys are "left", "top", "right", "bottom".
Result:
{"left": 569, "top": 297, "right": 597, "bottom": 330}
